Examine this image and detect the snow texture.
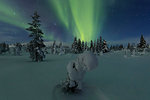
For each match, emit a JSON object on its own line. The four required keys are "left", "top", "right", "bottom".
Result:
{"left": 66, "top": 51, "right": 98, "bottom": 89}
{"left": 0, "top": 51, "right": 150, "bottom": 100}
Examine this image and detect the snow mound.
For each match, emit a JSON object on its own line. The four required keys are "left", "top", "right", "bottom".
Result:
{"left": 77, "top": 51, "right": 98, "bottom": 71}
{"left": 65, "top": 51, "right": 99, "bottom": 90}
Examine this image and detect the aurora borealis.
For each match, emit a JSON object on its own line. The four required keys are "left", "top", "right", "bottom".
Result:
{"left": 0, "top": 0, "right": 150, "bottom": 43}
{"left": 49, "top": 0, "right": 104, "bottom": 41}
{"left": 0, "top": 0, "right": 27, "bottom": 28}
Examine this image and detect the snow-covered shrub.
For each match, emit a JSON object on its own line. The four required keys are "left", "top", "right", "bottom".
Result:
{"left": 61, "top": 51, "right": 98, "bottom": 94}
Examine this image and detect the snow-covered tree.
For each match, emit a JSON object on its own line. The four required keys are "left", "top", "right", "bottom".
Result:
{"left": 130, "top": 44, "right": 136, "bottom": 56}
{"left": 127, "top": 43, "right": 131, "bottom": 50}
{"left": 58, "top": 42, "right": 65, "bottom": 55}
{"left": 72, "top": 37, "right": 78, "bottom": 54}
{"left": 85, "top": 42, "right": 88, "bottom": 51}
{"left": 93, "top": 40, "right": 96, "bottom": 53}
{"left": 99, "top": 36, "right": 103, "bottom": 52}
{"left": 13, "top": 47, "right": 16, "bottom": 56}
{"left": 137, "top": 35, "right": 147, "bottom": 49}
{"left": 96, "top": 39, "right": 100, "bottom": 53}
{"left": 102, "top": 40, "right": 109, "bottom": 53}
{"left": 61, "top": 51, "right": 98, "bottom": 93}
{"left": 26, "top": 11, "right": 45, "bottom": 62}
{"left": 90, "top": 40, "right": 94, "bottom": 52}
{"left": 119, "top": 44, "right": 124, "bottom": 50}
{"left": 77, "top": 39, "right": 82, "bottom": 53}
{"left": 0, "top": 43, "right": 9, "bottom": 54}
{"left": 81, "top": 41, "right": 85, "bottom": 52}
{"left": 51, "top": 40, "right": 57, "bottom": 54}
{"left": 15, "top": 43, "right": 22, "bottom": 56}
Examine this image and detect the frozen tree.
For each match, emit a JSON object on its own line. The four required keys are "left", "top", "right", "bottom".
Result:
{"left": 119, "top": 44, "right": 124, "bottom": 50}
{"left": 137, "top": 35, "right": 146, "bottom": 49}
{"left": 90, "top": 40, "right": 94, "bottom": 52}
{"left": 51, "top": 40, "right": 57, "bottom": 54}
{"left": 137, "top": 35, "right": 147, "bottom": 53}
{"left": 81, "top": 41, "right": 85, "bottom": 52}
{"left": 13, "top": 47, "right": 17, "bottom": 56}
{"left": 58, "top": 42, "right": 65, "bottom": 55}
{"left": 12, "top": 43, "right": 22, "bottom": 56}
{"left": 26, "top": 11, "right": 45, "bottom": 62}
{"left": 0, "top": 43, "right": 9, "bottom": 54}
{"left": 131, "top": 49, "right": 136, "bottom": 57}
{"left": 102, "top": 40, "right": 108, "bottom": 53}
{"left": 77, "top": 39, "right": 82, "bottom": 53}
{"left": 93, "top": 40, "right": 96, "bottom": 54}
{"left": 84, "top": 42, "right": 88, "bottom": 51}
{"left": 59, "top": 42, "right": 62, "bottom": 48}
{"left": 130, "top": 44, "right": 136, "bottom": 56}
{"left": 15, "top": 43, "right": 22, "bottom": 56}
{"left": 99, "top": 36, "right": 103, "bottom": 52}
{"left": 127, "top": 43, "right": 131, "bottom": 50}
{"left": 61, "top": 51, "right": 98, "bottom": 93}
{"left": 96, "top": 39, "right": 100, "bottom": 53}
{"left": 72, "top": 37, "right": 78, "bottom": 54}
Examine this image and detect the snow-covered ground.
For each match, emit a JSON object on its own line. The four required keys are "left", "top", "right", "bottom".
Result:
{"left": 0, "top": 51, "right": 150, "bottom": 100}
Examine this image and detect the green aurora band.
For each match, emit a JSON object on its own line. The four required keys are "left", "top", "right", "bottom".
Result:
{"left": 0, "top": 1, "right": 27, "bottom": 29}
{"left": 49, "top": 0, "right": 105, "bottom": 42}
{"left": 0, "top": 0, "right": 54, "bottom": 40}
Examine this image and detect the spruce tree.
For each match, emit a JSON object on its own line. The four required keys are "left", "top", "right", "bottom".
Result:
{"left": 59, "top": 42, "right": 62, "bottom": 48}
{"left": 0, "top": 42, "right": 9, "bottom": 54}
{"left": 102, "top": 39, "right": 108, "bottom": 53}
{"left": 96, "top": 39, "right": 100, "bottom": 53}
{"left": 52, "top": 40, "right": 56, "bottom": 54}
{"left": 72, "top": 37, "right": 78, "bottom": 53}
{"left": 77, "top": 39, "right": 82, "bottom": 53}
{"left": 52, "top": 40, "right": 56, "bottom": 48}
{"left": 90, "top": 40, "right": 94, "bottom": 52}
{"left": 85, "top": 42, "right": 88, "bottom": 51}
{"left": 99, "top": 36, "right": 103, "bottom": 52}
{"left": 119, "top": 44, "right": 124, "bottom": 50}
{"left": 138, "top": 35, "right": 146, "bottom": 48}
{"left": 26, "top": 11, "right": 45, "bottom": 61}
{"left": 93, "top": 40, "right": 96, "bottom": 53}
{"left": 81, "top": 41, "right": 85, "bottom": 52}
{"left": 127, "top": 43, "right": 131, "bottom": 49}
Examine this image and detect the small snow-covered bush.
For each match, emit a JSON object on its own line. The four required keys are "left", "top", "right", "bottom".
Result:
{"left": 61, "top": 51, "right": 98, "bottom": 94}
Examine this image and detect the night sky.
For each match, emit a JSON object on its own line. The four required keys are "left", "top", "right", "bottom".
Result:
{"left": 0, "top": 0, "right": 150, "bottom": 43}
